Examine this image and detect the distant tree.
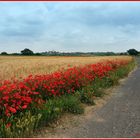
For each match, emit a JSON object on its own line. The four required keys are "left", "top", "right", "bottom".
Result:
{"left": 119, "top": 52, "right": 128, "bottom": 55}
{"left": 1, "top": 52, "right": 8, "bottom": 55}
{"left": 106, "top": 52, "right": 116, "bottom": 56}
{"left": 11, "top": 53, "right": 20, "bottom": 56}
{"left": 127, "top": 49, "right": 139, "bottom": 56}
{"left": 21, "top": 48, "right": 34, "bottom": 55}
{"left": 35, "top": 53, "right": 42, "bottom": 56}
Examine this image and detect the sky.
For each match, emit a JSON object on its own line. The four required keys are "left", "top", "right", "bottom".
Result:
{"left": 0, "top": 2, "right": 140, "bottom": 53}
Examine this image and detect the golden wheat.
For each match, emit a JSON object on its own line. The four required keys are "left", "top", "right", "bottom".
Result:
{"left": 0, "top": 56, "right": 132, "bottom": 81}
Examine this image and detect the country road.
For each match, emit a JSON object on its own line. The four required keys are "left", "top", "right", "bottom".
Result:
{"left": 37, "top": 57, "right": 140, "bottom": 138}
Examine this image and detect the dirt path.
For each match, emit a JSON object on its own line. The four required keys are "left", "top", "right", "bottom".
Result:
{"left": 36, "top": 58, "right": 140, "bottom": 138}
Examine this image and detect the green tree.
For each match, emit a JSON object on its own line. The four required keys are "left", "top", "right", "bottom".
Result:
{"left": 21, "top": 48, "right": 34, "bottom": 55}
{"left": 127, "top": 49, "right": 139, "bottom": 56}
{"left": 1, "top": 52, "right": 8, "bottom": 55}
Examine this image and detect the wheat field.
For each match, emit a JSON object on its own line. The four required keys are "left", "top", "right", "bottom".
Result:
{"left": 0, "top": 56, "right": 132, "bottom": 81}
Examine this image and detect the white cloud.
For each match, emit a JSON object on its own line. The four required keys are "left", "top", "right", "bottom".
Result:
{"left": 0, "top": 2, "right": 140, "bottom": 53}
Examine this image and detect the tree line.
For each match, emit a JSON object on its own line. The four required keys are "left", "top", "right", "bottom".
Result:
{"left": 0, "top": 48, "right": 139, "bottom": 56}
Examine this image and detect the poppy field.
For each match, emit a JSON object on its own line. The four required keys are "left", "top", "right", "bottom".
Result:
{"left": 0, "top": 56, "right": 135, "bottom": 138}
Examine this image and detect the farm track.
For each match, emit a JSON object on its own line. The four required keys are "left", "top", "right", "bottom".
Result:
{"left": 38, "top": 57, "right": 140, "bottom": 138}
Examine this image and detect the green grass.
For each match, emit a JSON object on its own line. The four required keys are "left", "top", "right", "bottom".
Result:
{"left": 38, "top": 94, "right": 84, "bottom": 128}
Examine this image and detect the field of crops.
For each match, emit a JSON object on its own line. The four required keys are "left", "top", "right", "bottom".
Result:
{"left": 0, "top": 56, "right": 135, "bottom": 138}
{"left": 0, "top": 56, "right": 132, "bottom": 81}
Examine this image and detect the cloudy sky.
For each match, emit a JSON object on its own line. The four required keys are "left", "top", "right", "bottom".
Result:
{"left": 0, "top": 2, "right": 140, "bottom": 53}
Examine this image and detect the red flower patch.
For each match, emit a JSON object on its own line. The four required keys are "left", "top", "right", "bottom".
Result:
{"left": 0, "top": 59, "right": 131, "bottom": 121}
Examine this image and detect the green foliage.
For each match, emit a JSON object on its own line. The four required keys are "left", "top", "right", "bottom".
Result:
{"left": 108, "top": 60, "right": 136, "bottom": 86}
{"left": 1, "top": 52, "right": 8, "bottom": 55}
{"left": 127, "top": 49, "right": 139, "bottom": 56}
{"left": 61, "top": 95, "right": 84, "bottom": 114}
{"left": 21, "top": 48, "right": 34, "bottom": 55}
{"left": 77, "top": 86, "right": 95, "bottom": 105}
{"left": 0, "top": 111, "right": 42, "bottom": 138}
{"left": 38, "top": 95, "right": 84, "bottom": 127}
{"left": 38, "top": 99, "right": 62, "bottom": 126}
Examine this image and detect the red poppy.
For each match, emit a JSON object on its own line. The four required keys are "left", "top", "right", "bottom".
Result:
{"left": 6, "top": 123, "right": 11, "bottom": 128}
{"left": 9, "top": 107, "right": 17, "bottom": 113}
{"left": 22, "top": 105, "right": 28, "bottom": 109}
